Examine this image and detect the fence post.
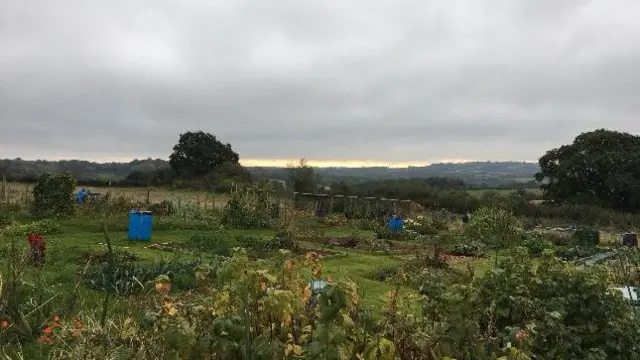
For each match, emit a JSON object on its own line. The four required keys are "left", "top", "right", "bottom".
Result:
{"left": 1, "top": 174, "right": 6, "bottom": 202}
{"left": 329, "top": 195, "right": 334, "bottom": 215}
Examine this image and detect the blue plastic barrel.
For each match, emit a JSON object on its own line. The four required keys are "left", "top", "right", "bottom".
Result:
{"left": 128, "top": 210, "right": 153, "bottom": 241}
{"left": 387, "top": 217, "right": 404, "bottom": 233}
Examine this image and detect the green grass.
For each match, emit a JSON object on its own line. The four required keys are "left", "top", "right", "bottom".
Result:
{"left": 3, "top": 222, "right": 390, "bottom": 310}
{"left": 322, "top": 252, "right": 403, "bottom": 308}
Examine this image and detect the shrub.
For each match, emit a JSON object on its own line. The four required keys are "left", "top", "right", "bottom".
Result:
{"left": 0, "top": 203, "right": 24, "bottom": 228}
{"left": 374, "top": 225, "right": 398, "bottom": 240}
{"left": 446, "top": 241, "right": 486, "bottom": 257}
{"left": 221, "top": 188, "right": 271, "bottom": 229}
{"left": 270, "top": 230, "right": 298, "bottom": 251}
{"left": 31, "top": 172, "right": 76, "bottom": 219}
{"left": 2, "top": 219, "right": 63, "bottom": 237}
{"left": 547, "top": 232, "right": 572, "bottom": 246}
{"left": 404, "top": 217, "right": 439, "bottom": 236}
{"left": 148, "top": 200, "right": 176, "bottom": 216}
{"left": 351, "top": 218, "right": 380, "bottom": 231}
{"left": 472, "top": 248, "right": 640, "bottom": 359}
{"left": 465, "top": 206, "right": 520, "bottom": 249}
{"left": 323, "top": 213, "right": 348, "bottom": 227}
{"left": 84, "top": 259, "right": 212, "bottom": 296}
{"left": 183, "top": 231, "right": 236, "bottom": 257}
{"left": 519, "top": 231, "right": 554, "bottom": 257}
{"left": 369, "top": 266, "right": 400, "bottom": 282}
{"left": 355, "top": 237, "right": 391, "bottom": 252}
{"left": 572, "top": 227, "right": 600, "bottom": 246}
{"left": 554, "top": 246, "right": 604, "bottom": 261}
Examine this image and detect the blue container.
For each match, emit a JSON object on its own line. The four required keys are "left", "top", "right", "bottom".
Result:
{"left": 387, "top": 217, "right": 404, "bottom": 233}
{"left": 128, "top": 210, "right": 153, "bottom": 241}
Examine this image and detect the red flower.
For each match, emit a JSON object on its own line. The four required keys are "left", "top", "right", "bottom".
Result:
{"left": 1, "top": 320, "right": 9, "bottom": 329}
{"left": 38, "top": 335, "right": 53, "bottom": 344}
{"left": 73, "top": 318, "right": 84, "bottom": 328}
{"left": 52, "top": 315, "right": 60, "bottom": 322}
{"left": 44, "top": 326, "right": 52, "bottom": 335}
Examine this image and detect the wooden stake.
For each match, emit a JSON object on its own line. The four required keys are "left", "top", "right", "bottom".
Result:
{"left": 1, "top": 174, "right": 6, "bottom": 202}
{"left": 329, "top": 196, "right": 334, "bottom": 215}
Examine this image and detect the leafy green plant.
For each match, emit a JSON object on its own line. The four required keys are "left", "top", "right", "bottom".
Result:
{"left": 221, "top": 186, "right": 272, "bottom": 229}
{"left": 473, "top": 247, "right": 640, "bottom": 359}
{"left": 31, "top": 172, "right": 76, "bottom": 219}
{"left": 368, "top": 266, "right": 400, "bottom": 282}
{"left": 183, "top": 230, "right": 236, "bottom": 256}
{"left": 572, "top": 227, "right": 600, "bottom": 246}
{"left": 2, "top": 219, "right": 62, "bottom": 237}
{"left": 465, "top": 206, "right": 520, "bottom": 249}
{"left": 148, "top": 200, "right": 176, "bottom": 216}
{"left": 554, "top": 246, "right": 605, "bottom": 261}
{"left": 84, "top": 259, "right": 214, "bottom": 296}
{"left": 518, "top": 231, "right": 553, "bottom": 257}
{"left": 446, "top": 241, "right": 487, "bottom": 257}
{"left": 270, "top": 230, "right": 298, "bottom": 252}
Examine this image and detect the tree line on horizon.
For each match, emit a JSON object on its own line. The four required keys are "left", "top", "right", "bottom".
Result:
{"left": 2, "top": 129, "right": 640, "bottom": 213}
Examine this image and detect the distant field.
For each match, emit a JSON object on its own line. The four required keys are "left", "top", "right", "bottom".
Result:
{"left": 467, "top": 187, "right": 543, "bottom": 198}
{"left": 3, "top": 182, "right": 544, "bottom": 209}
{"left": 2, "top": 182, "right": 229, "bottom": 209}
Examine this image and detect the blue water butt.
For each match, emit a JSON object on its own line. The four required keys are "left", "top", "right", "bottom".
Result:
{"left": 128, "top": 210, "right": 153, "bottom": 241}
{"left": 387, "top": 217, "right": 404, "bottom": 233}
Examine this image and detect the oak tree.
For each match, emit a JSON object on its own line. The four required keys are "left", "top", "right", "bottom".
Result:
{"left": 535, "top": 129, "right": 640, "bottom": 212}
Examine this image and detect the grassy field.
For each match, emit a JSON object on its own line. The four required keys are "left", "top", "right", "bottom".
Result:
{"left": 50, "top": 225, "right": 409, "bottom": 307}
{"left": 3, "top": 182, "right": 230, "bottom": 209}
{"left": 4, "top": 182, "right": 544, "bottom": 209}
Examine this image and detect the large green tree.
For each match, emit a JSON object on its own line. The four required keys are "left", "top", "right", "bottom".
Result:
{"left": 535, "top": 129, "right": 640, "bottom": 212}
{"left": 169, "top": 131, "right": 240, "bottom": 179}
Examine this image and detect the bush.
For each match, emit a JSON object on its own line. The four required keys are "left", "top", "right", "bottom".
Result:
{"left": 0, "top": 203, "right": 24, "bottom": 228}
{"left": 547, "top": 232, "right": 572, "bottom": 246}
{"left": 355, "top": 237, "right": 391, "bottom": 252}
{"left": 446, "top": 241, "right": 486, "bottom": 257}
{"left": 221, "top": 188, "right": 271, "bottom": 229}
{"left": 554, "top": 246, "right": 604, "bottom": 261}
{"left": 183, "top": 230, "right": 236, "bottom": 257}
{"left": 85, "top": 259, "right": 213, "bottom": 296}
{"left": 31, "top": 172, "right": 76, "bottom": 218}
{"left": 374, "top": 225, "right": 400, "bottom": 240}
{"left": 369, "top": 266, "right": 400, "bottom": 282}
{"left": 465, "top": 206, "right": 520, "bottom": 249}
{"left": 471, "top": 248, "right": 640, "bottom": 359}
{"left": 323, "top": 213, "right": 348, "bottom": 227}
{"left": 351, "top": 218, "right": 380, "bottom": 231}
{"left": 2, "top": 219, "right": 63, "bottom": 237}
{"left": 148, "top": 200, "right": 176, "bottom": 216}
{"left": 519, "top": 231, "right": 554, "bottom": 257}
{"left": 270, "top": 230, "right": 298, "bottom": 251}
{"left": 572, "top": 227, "right": 600, "bottom": 246}
{"left": 183, "top": 230, "right": 298, "bottom": 258}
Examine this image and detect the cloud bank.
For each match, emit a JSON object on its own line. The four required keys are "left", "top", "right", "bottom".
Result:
{"left": 1, "top": 0, "right": 639, "bottom": 165}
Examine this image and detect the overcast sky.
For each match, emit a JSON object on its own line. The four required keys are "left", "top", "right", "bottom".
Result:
{"left": 1, "top": 0, "right": 640, "bottom": 166}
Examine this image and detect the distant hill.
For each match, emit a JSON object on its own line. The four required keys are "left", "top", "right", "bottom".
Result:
{"left": 0, "top": 158, "right": 539, "bottom": 187}
{"left": 0, "top": 158, "right": 169, "bottom": 182}
{"left": 249, "top": 161, "right": 539, "bottom": 186}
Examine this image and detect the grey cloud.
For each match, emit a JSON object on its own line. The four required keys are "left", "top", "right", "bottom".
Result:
{"left": 1, "top": 0, "right": 640, "bottom": 163}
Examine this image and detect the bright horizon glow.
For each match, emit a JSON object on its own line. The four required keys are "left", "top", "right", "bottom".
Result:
{"left": 241, "top": 158, "right": 475, "bottom": 168}
{"left": 6, "top": 155, "right": 537, "bottom": 168}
